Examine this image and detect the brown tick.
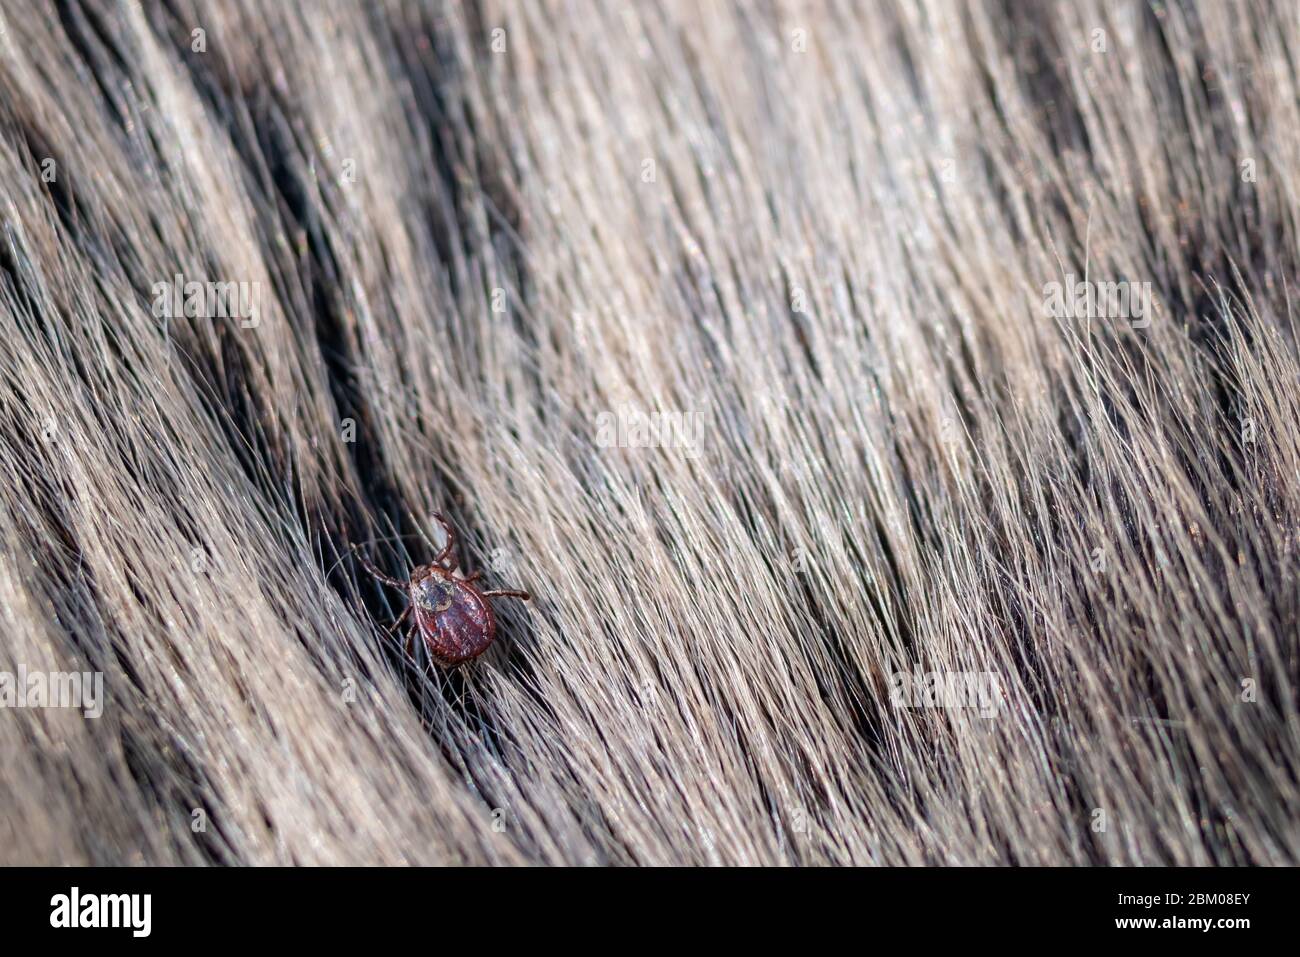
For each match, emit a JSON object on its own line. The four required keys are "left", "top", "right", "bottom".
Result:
{"left": 354, "top": 514, "right": 530, "bottom": 667}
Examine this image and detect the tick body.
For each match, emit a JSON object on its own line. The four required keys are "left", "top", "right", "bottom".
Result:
{"left": 355, "top": 514, "right": 530, "bottom": 667}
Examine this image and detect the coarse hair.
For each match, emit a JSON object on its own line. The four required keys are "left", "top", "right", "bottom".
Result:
{"left": 0, "top": 0, "right": 1297, "bottom": 865}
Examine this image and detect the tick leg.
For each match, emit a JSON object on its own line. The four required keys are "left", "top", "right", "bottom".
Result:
{"left": 482, "top": 588, "right": 531, "bottom": 601}
{"left": 384, "top": 604, "right": 411, "bottom": 641}
{"left": 353, "top": 546, "right": 407, "bottom": 589}
{"left": 430, "top": 512, "right": 458, "bottom": 567}
{"left": 460, "top": 571, "right": 483, "bottom": 583}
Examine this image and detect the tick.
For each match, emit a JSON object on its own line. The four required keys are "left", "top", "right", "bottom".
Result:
{"left": 354, "top": 514, "right": 531, "bottom": 667}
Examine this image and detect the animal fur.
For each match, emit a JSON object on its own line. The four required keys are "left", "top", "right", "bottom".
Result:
{"left": 0, "top": 0, "right": 1297, "bottom": 865}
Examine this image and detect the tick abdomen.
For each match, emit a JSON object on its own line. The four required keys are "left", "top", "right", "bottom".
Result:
{"left": 411, "top": 569, "right": 496, "bottom": 665}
